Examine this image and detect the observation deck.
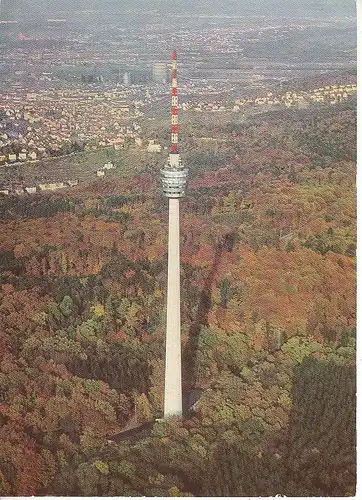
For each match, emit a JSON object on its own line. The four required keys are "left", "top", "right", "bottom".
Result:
{"left": 161, "top": 153, "right": 188, "bottom": 198}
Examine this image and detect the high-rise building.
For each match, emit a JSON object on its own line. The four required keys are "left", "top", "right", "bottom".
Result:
{"left": 153, "top": 62, "right": 167, "bottom": 84}
{"left": 123, "top": 72, "right": 131, "bottom": 85}
{"left": 161, "top": 51, "right": 188, "bottom": 418}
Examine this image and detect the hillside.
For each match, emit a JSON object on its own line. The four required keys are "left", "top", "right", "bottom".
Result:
{"left": 0, "top": 99, "right": 356, "bottom": 496}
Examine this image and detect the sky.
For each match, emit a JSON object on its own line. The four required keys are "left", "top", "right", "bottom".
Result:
{"left": 0, "top": 0, "right": 357, "bottom": 18}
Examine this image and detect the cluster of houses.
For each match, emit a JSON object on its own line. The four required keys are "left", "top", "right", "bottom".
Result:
{"left": 244, "top": 82, "right": 357, "bottom": 108}
{"left": 0, "top": 88, "right": 146, "bottom": 164}
{"left": 307, "top": 83, "right": 357, "bottom": 105}
{"left": 181, "top": 82, "right": 356, "bottom": 113}
{"left": 180, "top": 101, "right": 227, "bottom": 113}
{"left": 0, "top": 149, "right": 38, "bottom": 165}
{"left": 0, "top": 179, "right": 79, "bottom": 196}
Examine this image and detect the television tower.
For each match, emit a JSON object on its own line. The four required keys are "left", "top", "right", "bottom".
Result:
{"left": 161, "top": 50, "right": 188, "bottom": 418}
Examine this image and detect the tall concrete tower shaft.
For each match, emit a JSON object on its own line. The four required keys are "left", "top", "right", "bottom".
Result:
{"left": 161, "top": 50, "right": 188, "bottom": 418}
{"left": 164, "top": 197, "right": 182, "bottom": 416}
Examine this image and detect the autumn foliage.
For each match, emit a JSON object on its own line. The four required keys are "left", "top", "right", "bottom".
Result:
{"left": 0, "top": 100, "right": 356, "bottom": 496}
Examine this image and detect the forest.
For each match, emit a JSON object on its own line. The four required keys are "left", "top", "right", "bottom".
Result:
{"left": 0, "top": 99, "right": 356, "bottom": 496}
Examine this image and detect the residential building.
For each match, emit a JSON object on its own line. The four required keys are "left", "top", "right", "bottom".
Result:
{"left": 147, "top": 140, "right": 162, "bottom": 153}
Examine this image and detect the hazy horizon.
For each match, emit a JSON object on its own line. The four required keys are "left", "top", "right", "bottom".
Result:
{"left": 0, "top": 0, "right": 357, "bottom": 19}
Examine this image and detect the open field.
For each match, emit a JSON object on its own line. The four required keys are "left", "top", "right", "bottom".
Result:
{"left": 0, "top": 146, "right": 165, "bottom": 186}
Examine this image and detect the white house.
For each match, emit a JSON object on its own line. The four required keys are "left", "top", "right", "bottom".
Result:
{"left": 67, "top": 179, "right": 79, "bottom": 187}
{"left": 38, "top": 182, "right": 66, "bottom": 191}
{"left": 103, "top": 162, "right": 115, "bottom": 170}
{"left": 147, "top": 140, "right": 162, "bottom": 153}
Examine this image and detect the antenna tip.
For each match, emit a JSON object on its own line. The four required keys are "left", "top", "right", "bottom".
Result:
{"left": 172, "top": 50, "right": 177, "bottom": 60}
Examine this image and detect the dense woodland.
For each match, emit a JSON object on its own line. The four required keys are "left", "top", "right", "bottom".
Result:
{"left": 0, "top": 100, "right": 356, "bottom": 496}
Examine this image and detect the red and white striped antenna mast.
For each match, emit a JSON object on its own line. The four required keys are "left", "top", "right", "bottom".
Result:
{"left": 161, "top": 50, "right": 188, "bottom": 196}
{"left": 171, "top": 50, "right": 179, "bottom": 154}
